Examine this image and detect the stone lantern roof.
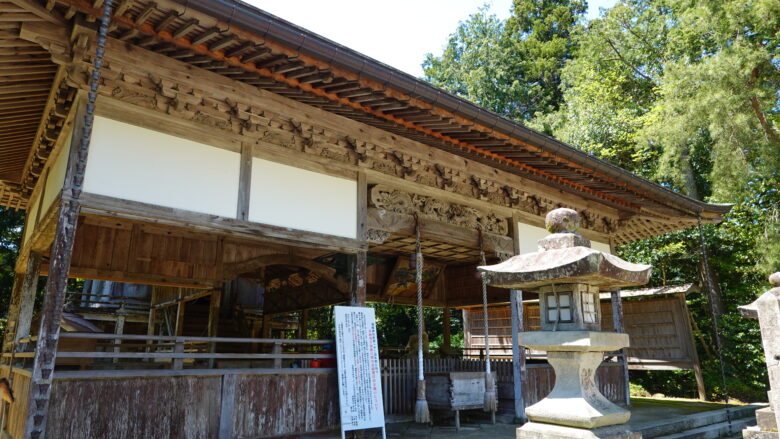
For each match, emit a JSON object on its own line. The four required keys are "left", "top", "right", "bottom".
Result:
{"left": 478, "top": 208, "right": 652, "bottom": 290}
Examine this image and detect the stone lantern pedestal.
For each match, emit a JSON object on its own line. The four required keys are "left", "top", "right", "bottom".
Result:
{"left": 739, "top": 273, "right": 780, "bottom": 439}
{"left": 478, "top": 208, "right": 651, "bottom": 439}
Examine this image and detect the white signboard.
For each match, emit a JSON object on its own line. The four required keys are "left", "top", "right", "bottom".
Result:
{"left": 334, "top": 306, "right": 386, "bottom": 438}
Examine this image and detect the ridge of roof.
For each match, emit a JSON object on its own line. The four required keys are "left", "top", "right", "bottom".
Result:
{"left": 176, "top": 0, "right": 730, "bottom": 217}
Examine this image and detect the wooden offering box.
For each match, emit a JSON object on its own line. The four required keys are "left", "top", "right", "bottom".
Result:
{"left": 425, "top": 371, "right": 496, "bottom": 430}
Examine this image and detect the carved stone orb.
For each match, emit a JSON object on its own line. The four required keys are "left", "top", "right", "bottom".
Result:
{"left": 770, "top": 272, "right": 780, "bottom": 287}
{"left": 546, "top": 208, "right": 580, "bottom": 234}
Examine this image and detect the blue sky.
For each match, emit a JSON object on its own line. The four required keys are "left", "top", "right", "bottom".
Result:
{"left": 251, "top": 1, "right": 618, "bottom": 77}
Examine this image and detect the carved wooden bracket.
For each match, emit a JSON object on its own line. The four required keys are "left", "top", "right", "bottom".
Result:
{"left": 370, "top": 184, "right": 509, "bottom": 236}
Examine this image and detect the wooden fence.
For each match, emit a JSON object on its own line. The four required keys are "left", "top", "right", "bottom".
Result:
{"left": 380, "top": 358, "right": 626, "bottom": 415}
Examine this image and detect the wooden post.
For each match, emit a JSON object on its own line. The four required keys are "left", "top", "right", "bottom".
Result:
{"left": 351, "top": 171, "right": 368, "bottom": 308}
{"left": 236, "top": 142, "right": 252, "bottom": 221}
{"left": 510, "top": 289, "right": 526, "bottom": 421}
{"left": 174, "top": 288, "right": 186, "bottom": 337}
{"left": 679, "top": 292, "right": 707, "bottom": 400}
{"left": 112, "top": 308, "right": 126, "bottom": 364}
{"left": 24, "top": 94, "right": 89, "bottom": 439}
{"left": 146, "top": 286, "right": 159, "bottom": 359}
{"left": 442, "top": 306, "right": 451, "bottom": 350}
{"left": 208, "top": 289, "right": 221, "bottom": 368}
{"left": 3, "top": 252, "right": 42, "bottom": 354}
{"left": 509, "top": 213, "right": 527, "bottom": 421}
{"left": 261, "top": 313, "right": 272, "bottom": 339}
{"left": 172, "top": 340, "right": 184, "bottom": 370}
{"left": 299, "top": 309, "right": 309, "bottom": 339}
{"left": 272, "top": 342, "right": 282, "bottom": 369}
{"left": 611, "top": 289, "right": 631, "bottom": 407}
{"left": 350, "top": 251, "right": 367, "bottom": 307}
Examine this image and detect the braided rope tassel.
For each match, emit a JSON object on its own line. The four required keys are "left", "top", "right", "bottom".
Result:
{"left": 479, "top": 232, "right": 497, "bottom": 413}
{"left": 414, "top": 216, "right": 430, "bottom": 423}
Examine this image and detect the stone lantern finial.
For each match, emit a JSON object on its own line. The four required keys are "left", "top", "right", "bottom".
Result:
{"left": 545, "top": 207, "right": 580, "bottom": 234}
{"left": 769, "top": 272, "right": 780, "bottom": 288}
{"left": 539, "top": 208, "right": 591, "bottom": 251}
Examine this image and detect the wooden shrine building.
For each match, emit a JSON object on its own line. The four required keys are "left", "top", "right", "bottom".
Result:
{"left": 0, "top": 0, "right": 730, "bottom": 437}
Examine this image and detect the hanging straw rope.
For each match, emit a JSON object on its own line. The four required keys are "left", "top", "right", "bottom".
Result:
{"left": 414, "top": 215, "right": 430, "bottom": 423}
{"left": 479, "top": 230, "right": 497, "bottom": 413}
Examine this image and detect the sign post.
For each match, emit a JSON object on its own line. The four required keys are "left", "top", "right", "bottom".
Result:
{"left": 334, "top": 306, "right": 386, "bottom": 439}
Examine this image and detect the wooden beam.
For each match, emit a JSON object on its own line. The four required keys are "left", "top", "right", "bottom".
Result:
{"left": 366, "top": 207, "right": 513, "bottom": 255}
{"left": 78, "top": 192, "right": 366, "bottom": 254}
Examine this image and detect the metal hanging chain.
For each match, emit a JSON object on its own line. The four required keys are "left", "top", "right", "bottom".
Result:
{"left": 479, "top": 230, "right": 491, "bottom": 375}
{"left": 697, "top": 213, "right": 732, "bottom": 433}
{"left": 415, "top": 214, "right": 425, "bottom": 381}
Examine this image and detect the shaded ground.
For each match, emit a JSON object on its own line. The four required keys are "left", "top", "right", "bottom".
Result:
{"left": 309, "top": 397, "right": 744, "bottom": 438}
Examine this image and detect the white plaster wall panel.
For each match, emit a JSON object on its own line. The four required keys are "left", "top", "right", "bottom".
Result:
{"left": 592, "top": 241, "right": 612, "bottom": 254}
{"left": 41, "top": 133, "right": 71, "bottom": 214}
{"left": 516, "top": 222, "right": 611, "bottom": 254}
{"left": 248, "top": 158, "right": 356, "bottom": 238}
{"left": 23, "top": 193, "right": 40, "bottom": 245}
{"left": 516, "top": 222, "right": 550, "bottom": 254}
{"left": 84, "top": 116, "right": 240, "bottom": 217}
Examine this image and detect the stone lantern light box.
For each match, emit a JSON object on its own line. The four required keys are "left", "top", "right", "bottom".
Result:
{"left": 479, "top": 208, "right": 652, "bottom": 439}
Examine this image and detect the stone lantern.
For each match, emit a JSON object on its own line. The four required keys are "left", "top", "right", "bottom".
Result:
{"left": 478, "top": 208, "right": 652, "bottom": 439}
{"left": 739, "top": 272, "right": 780, "bottom": 438}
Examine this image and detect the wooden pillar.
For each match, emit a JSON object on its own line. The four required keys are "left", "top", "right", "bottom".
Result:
{"left": 236, "top": 142, "right": 252, "bottom": 221}
{"left": 509, "top": 214, "right": 527, "bottom": 421}
{"left": 208, "top": 289, "right": 221, "bottom": 368}
{"left": 174, "top": 289, "right": 186, "bottom": 337}
{"left": 350, "top": 251, "right": 367, "bottom": 307}
{"left": 442, "top": 307, "right": 451, "bottom": 350}
{"left": 261, "top": 313, "right": 272, "bottom": 338}
{"left": 24, "top": 95, "right": 88, "bottom": 439}
{"left": 113, "top": 309, "right": 126, "bottom": 365}
{"left": 611, "top": 289, "right": 631, "bottom": 407}
{"left": 510, "top": 290, "right": 526, "bottom": 421}
{"left": 299, "top": 310, "right": 309, "bottom": 339}
{"left": 679, "top": 292, "right": 707, "bottom": 400}
{"left": 351, "top": 171, "right": 368, "bottom": 308}
{"left": 3, "top": 252, "right": 42, "bottom": 355}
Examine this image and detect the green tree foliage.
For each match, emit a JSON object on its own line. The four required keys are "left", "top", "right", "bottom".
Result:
{"left": 505, "top": 0, "right": 587, "bottom": 116}
{"left": 422, "top": 0, "right": 587, "bottom": 120}
{"left": 423, "top": 0, "right": 779, "bottom": 400}
{"left": 0, "top": 208, "right": 24, "bottom": 334}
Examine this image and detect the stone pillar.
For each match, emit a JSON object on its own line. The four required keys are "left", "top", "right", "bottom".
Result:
{"left": 739, "top": 272, "right": 780, "bottom": 437}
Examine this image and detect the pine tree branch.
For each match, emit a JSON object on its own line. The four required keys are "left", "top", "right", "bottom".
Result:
{"left": 603, "top": 37, "right": 654, "bottom": 82}
{"left": 749, "top": 68, "right": 779, "bottom": 144}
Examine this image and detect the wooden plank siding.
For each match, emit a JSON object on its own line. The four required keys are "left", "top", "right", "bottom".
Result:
{"left": 1, "top": 368, "right": 31, "bottom": 439}
{"left": 46, "top": 375, "right": 222, "bottom": 439}
{"left": 12, "top": 371, "right": 340, "bottom": 439}
{"left": 226, "top": 373, "right": 339, "bottom": 438}
{"left": 3, "top": 361, "right": 623, "bottom": 437}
